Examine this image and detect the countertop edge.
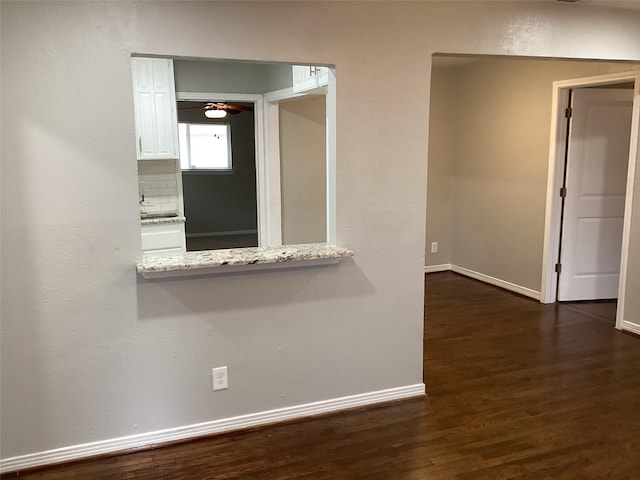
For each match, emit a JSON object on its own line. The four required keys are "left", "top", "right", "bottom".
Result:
{"left": 136, "top": 243, "right": 354, "bottom": 279}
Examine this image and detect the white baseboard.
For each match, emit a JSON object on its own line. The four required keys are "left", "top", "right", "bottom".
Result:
{"left": 0, "top": 383, "right": 425, "bottom": 474}
{"left": 621, "top": 320, "right": 640, "bottom": 335}
{"left": 451, "top": 265, "right": 541, "bottom": 300}
{"left": 424, "top": 264, "right": 452, "bottom": 273}
{"left": 186, "top": 229, "right": 258, "bottom": 238}
{"left": 424, "top": 263, "right": 541, "bottom": 300}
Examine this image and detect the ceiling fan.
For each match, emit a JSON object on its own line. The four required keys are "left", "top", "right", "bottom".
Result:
{"left": 178, "top": 101, "right": 254, "bottom": 119}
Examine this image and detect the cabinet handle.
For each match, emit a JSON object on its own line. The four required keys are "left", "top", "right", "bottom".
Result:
{"left": 139, "top": 137, "right": 142, "bottom": 152}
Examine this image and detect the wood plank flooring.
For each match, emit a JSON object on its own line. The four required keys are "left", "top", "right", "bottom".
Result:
{"left": 4, "top": 272, "right": 640, "bottom": 479}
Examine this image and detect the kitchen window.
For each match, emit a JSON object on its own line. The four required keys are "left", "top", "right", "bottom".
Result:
{"left": 179, "top": 123, "right": 232, "bottom": 170}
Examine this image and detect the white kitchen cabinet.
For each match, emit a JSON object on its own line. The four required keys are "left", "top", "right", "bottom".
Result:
{"left": 141, "top": 222, "right": 186, "bottom": 254}
{"left": 292, "top": 65, "right": 329, "bottom": 93}
{"left": 316, "top": 66, "right": 329, "bottom": 86}
{"left": 131, "top": 57, "right": 179, "bottom": 160}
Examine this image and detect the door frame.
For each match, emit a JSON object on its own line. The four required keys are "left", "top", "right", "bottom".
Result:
{"left": 262, "top": 87, "right": 317, "bottom": 246}
{"left": 263, "top": 67, "right": 337, "bottom": 246}
{"left": 540, "top": 70, "right": 640, "bottom": 332}
{"left": 175, "top": 92, "right": 269, "bottom": 246}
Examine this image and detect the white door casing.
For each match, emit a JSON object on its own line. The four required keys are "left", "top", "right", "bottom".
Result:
{"left": 175, "top": 92, "right": 267, "bottom": 246}
{"left": 264, "top": 67, "right": 337, "bottom": 246}
{"left": 558, "top": 88, "right": 633, "bottom": 301}
{"left": 541, "top": 70, "right": 640, "bottom": 332}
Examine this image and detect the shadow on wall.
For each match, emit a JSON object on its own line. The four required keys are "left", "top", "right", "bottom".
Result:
{"left": 135, "top": 257, "right": 372, "bottom": 319}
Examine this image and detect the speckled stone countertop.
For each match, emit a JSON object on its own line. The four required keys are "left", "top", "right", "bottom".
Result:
{"left": 137, "top": 243, "right": 354, "bottom": 278}
{"left": 140, "top": 215, "right": 186, "bottom": 226}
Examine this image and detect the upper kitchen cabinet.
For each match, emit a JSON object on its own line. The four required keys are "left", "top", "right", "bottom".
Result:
{"left": 292, "top": 65, "right": 329, "bottom": 93}
{"left": 131, "top": 57, "right": 179, "bottom": 160}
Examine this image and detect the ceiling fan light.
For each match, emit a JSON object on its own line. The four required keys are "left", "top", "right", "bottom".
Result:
{"left": 204, "top": 109, "right": 227, "bottom": 119}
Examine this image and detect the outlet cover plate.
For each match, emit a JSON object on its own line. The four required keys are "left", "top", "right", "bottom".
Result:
{"left": 212, "top": 366, "right": 228, "bottom": 391}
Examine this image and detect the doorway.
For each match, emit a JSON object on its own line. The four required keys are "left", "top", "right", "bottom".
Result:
{"left": 557, "top": 87, "right": 633, "bottom": 301}
{"left": 541, "top": 71, "right": 640, "bottom": 332}
{"left": 177, "top": 99, "right": 259, "bottom": 251}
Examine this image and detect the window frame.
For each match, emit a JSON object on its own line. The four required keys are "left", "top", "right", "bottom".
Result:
{"left": 178, "top": 122, "right": 233, "bottom": 172}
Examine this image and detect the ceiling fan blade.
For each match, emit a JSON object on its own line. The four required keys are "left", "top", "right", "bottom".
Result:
{"left": 177, "top": 105, "right": 205, "bottom": 111}
{"left": 179, "top": 101, "right": 254, "bottom": 116}
{"left": 223, "top": 104, "right": 253, "bottom": 112}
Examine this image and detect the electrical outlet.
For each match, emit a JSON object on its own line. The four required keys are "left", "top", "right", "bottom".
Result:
{"left": 431, "top": 242, "right": 439, "bottom": 254}
{"left": 212, "top": 366, "right": 228, "bottom": 391}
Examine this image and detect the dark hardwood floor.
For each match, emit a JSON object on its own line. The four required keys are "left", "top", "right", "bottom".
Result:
{"left": 4, "top": 272, "right": 640, "bottom": 479}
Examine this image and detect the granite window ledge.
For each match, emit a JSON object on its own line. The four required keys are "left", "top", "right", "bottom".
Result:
{"left": 137, "top": 243, "right": 354, "bottom": 279}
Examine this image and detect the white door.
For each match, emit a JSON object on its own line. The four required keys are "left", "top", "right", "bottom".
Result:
{"left": 558, "top": 88, "right": 633, "bottom": 301}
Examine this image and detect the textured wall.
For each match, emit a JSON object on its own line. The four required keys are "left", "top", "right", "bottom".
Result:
{"left": 1, "top": 0, "right": 639, "bottom": 461}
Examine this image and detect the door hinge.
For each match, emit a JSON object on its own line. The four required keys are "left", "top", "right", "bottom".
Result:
{"left": 560, "top": 186, "right": 567, "bottom": 198}
{"left": 565, "top": 107, "right": 572, "bottom": 118}
{"left": 555, "top": 263, "right": 562, "bottom": 273}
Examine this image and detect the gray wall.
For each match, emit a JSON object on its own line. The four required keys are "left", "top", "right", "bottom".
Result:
{"left": 425, "top": 65, "right": 456, "bottom": 266}
{"left": 1, "top": 0, "right": 640, "bottom": 462}
{"left": 627, "top": 153, "right": 640, "bottom": 321}
{"left": 279, "top": 96, "right": 327, "bottom": 244}
{"left": 178, "top": 105, "right": 257, "bottom": 235}
{"left": 174, "top": 59, "right": 292, "bottom": 94}
{"left": 427, "top": 58, "right": 640, "bottom": 292}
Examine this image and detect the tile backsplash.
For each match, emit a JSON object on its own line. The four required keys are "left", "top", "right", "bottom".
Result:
{"left": 138, "top": 160, "right": 179, "bottom": 215}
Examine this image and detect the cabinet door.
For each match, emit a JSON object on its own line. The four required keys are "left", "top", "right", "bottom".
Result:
{"left": 292, "top": 65, "right": 319, "bottom": 92}
{"left": 132, "top": 57, "right": 179, "bottom": 160}
{"left": 316, "top": 66, "right": 329, "bottom": 86}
